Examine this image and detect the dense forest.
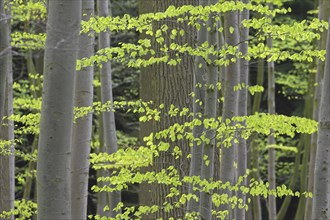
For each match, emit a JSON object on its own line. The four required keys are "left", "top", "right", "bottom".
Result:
{"left": 0, "top": 0, "right": 329, "bottom": 219}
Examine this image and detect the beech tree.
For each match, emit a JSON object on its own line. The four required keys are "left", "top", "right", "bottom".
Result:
{"left": 305, "top": 1, "right": 330, "bottom": 219}
{"left": 0, "top": 0, "right": 14, "bottom": 218}
{"left": 71, "top": 0, "right": 94, "bottom": 218}
{"left": 311, "top": 19, "right": 330, "bottom": 220}
{"left": 267, "top": 3, "right": 277, "bottom": 220}
{"left": 236, "top": 1, "right": 249, "bottom": 219}
{"left": 97, "top": 0, "right": 121, "bottom": 216}
{"left": 0, "top": 0, "right": 9, "bottom": 128}
{"left": 219, "top": 3, "right": 240, "bottom": 218}
{"left": 187, "top": 0, "right": 206, "bottom": 215}
{"left": 36, "top": 0, "right": 81, "bottom": 219}
{"left": 199, "top": 0, "right": 218, "bottom": 217}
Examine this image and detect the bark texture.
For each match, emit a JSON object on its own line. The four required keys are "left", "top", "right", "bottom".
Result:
{"left": 0, "top": 24, "right": 14, "bottom": 218}
{"left": 267, "top": 38, "right": 277, "bottom": 220}
{"left": 311, "top": 19, "right": 330, "bottom": 220}
{"left": 138, "top": 0, "right": 155, "bottom": 216}
{"left": 0, "top": 0, "right": 10, "bottom": 132}
{"left": 267, "top": 4, "right": 277, "bottom": 220}
{"left": 199, "top": 0, "right": 218, "bottom": 218}
{"left": 187, "top": 0, "right": 206, "bottom": 214}
{"left": 139, "top": 1, "right": 195, "bottom": 219}
{"left": 305, "top": 1, "right": 330, "bottom": 218}
{"left": 71, "top": 0, "right": 94, "bottom": 218}
{"left": 236, "top": 1, "right": 249, "bottom": 218}
{"left": 36, "top": 0, "right": 81, "bottom": 219}
{"left": 97, "top": 0, "right": 121, "bottom": 216}
{"left": 220, "top": 7, "right": 239, "bottom": 218}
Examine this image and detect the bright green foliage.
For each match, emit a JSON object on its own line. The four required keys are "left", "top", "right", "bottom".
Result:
{"left": 0, "top": 200, "right": 37, "bottom": 220}
{"left": 87, "top": 103, "right": 317, "bottom": 219}
{"left": 76, "top": 1, "right": 327, "bottom": 72}
{"left": 0, "top": 139, "right": 14, "bottom": 156}
{"left": 11, "top": 0, "right": 47, "bottom": 23}
{"left": 272, "top": 16, "right": 318, "bottom": 98}
{"left": 81, "top": 1, "right": 288, "bottom": 35}
{"left": 11, "top": 32, "right": 46, "bottom": 50}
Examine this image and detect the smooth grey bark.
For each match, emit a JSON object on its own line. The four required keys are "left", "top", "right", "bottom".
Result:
{"left": 267, "top": 4, "right": 277, "bottom": 218}
{"left": 36, "top": 0, "right": 81, "bottom": 219}
{"left": 0, "top": 0, "right": 10, "bottom": 132}
{"left": 311, "top": 19, "right": 330, "bottom": 220}
{"left": 214, "top": 17, "right": 225, "bottom": 183}
{"left": 97, "top": 0, "right": 121, "bottom": 217}
{"left": 95, "top": 76, "right": 109, "bottom": 216}
{"left": 220, "top": 6, "right": 239, "bottom": 218}
{"left": 187, "top": 0, "right": 207, "bottom": 214}
{"left": 199, "top": 0, "right": 218, "bottom": 219}
{"left": 0, "top": 19, "right": 14, "bottom": 218}
{"left": 235, "top": 1, "right": 249, "bottom": 219}
{"left": 305, "top": 1, "right": 330, "bottom": 219}
{"left": 71, "top": 0, "right": 94, "bottom": 219}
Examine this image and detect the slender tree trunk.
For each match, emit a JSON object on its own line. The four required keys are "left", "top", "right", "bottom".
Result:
{"left": 187, "top": 0, "right": 206, "bottom": 213}
{"left": 95, "top": 73, "right": 108, "bottom": 216}
{"left": 311, "top": 19, "right": 330, "bottom": 220}
{"left": 266, "top": 4, "right": 277, "bottom": 220}
{"left": 305, "top": 1, "right": 330, "bottom": 219}
{"left": 71, "top": 0, "right": 94, "bottom": 218}
{"left": 214, "top": 15, "right": 225, "bottom": 192}
{"left": 97, "top": 0, "right": 121, "bottom": 216}
{"left": 36, "top": 0, "right": 81, "bottom": 219}
{"left": 0, "top": 14, "right": 14, "bottom": 216}
{"left": 199, "top": 0, "right": 218, "bottom": 218}
{"left": 236, "top": 1, "right": 249, "bottom": 219}
{"left": 220, "top": 5, "right": 239, "bottom": 218}
{"left": 250, "top": 58, "right": 264, "bottom": 220}
{"left": 0, "top": 0, "right": 10, "bottom": 133}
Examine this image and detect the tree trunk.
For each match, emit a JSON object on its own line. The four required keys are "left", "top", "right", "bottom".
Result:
{"left": 220, "top": 5, "right": 239, "bottom": 218}
{"left": 199, "top": 0, "right": 218, "bottom": 218}
{"left": 311, "top": 19, "right": 330, "bottom": 220}
{"left": 0, "top": 9, "right": 14, "bottom": 215}
{"left": 36, "top": 0, "right": 81, "bottom": 219}
{"left": 97, "top": 0, "right": 121, "bottom": 217}
{"left": 305, "top": 1, "right": 330, "bottom": 219}
{"left": 139, "top": 1, "right": 195, "bottom": 219}
{"left": 0, "top": 0, "right": 10, "bottom": 134}
{"left": 138, "top": 1, "right": 157, "bottom": 216}
{"left": 95, "top": 74, "right": 108, "bottom": 216}
{"left": 187, "top": 0, "right": 206, "bottom": 214}
{"left": 267, "top": 4, "right": 277, "bottom": 220}
{"left": 236, "top": 1, "right": 249, "bottom": 219}
{"left": 71, "top": 0, "right": 94, "bottom": 219}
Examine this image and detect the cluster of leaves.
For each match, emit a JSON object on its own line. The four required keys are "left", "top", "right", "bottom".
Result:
{"left": 87, "top": 102, "right": 317, "bottom": 219}
{"left": 0, "top": 200, "right": 37, "bottom": 220}
{"left": 76, "top": 1, "right": 327, "bottom": 71}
